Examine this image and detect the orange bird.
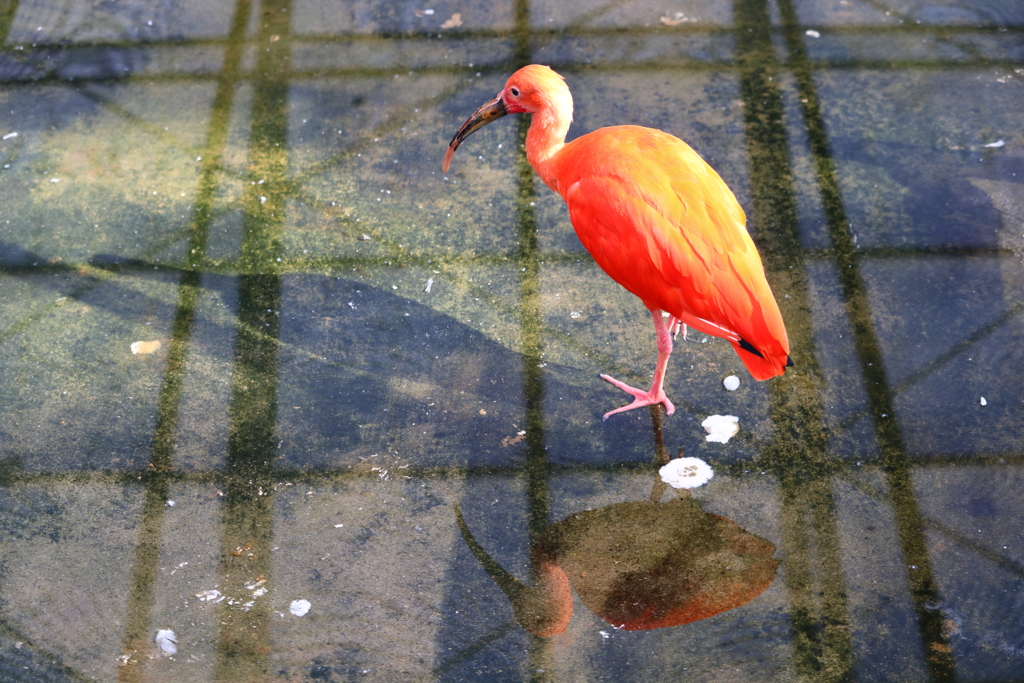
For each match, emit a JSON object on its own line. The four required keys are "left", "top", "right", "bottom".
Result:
{"left": 443, "top": 65, "right": 791, "bottom": 420}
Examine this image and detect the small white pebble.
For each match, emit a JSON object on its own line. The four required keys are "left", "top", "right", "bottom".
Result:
{"left": 290, "top": 599, "right": 311, "bottom": 617}
{"left": 806, "top": 29, "right": 820, "bottom": 38}
{"left": 980, "top": 397, "right": 987, "bottom": 406}
{"left": 723, "top": 375, "right": 740, "bottom": 391}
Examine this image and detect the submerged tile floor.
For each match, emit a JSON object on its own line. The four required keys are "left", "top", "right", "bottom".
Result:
{"left": 0, "top": 1, "right": 1022, "bottom": 681}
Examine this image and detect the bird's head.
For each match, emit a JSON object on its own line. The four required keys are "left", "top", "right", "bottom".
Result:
{"left": 443, "top": 65, "right": 572, "bottom": 172}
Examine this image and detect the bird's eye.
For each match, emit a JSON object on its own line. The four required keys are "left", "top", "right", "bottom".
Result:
{"left": 509, "top": 86, "right": 520, "bottom": 97}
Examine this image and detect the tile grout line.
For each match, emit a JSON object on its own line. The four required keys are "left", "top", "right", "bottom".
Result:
{"left": 775, "top": 0, "right": 957, "bottom": 678}
{"left": 116, "top": 0, "right": 255, "bottom": 679}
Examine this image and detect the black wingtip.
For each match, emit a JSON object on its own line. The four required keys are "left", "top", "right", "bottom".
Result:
{"left": 786, "top": 356, "right": 794, "bottom": 367}
{"left": 737, "top": 338, "right": 765, "bottom": 359}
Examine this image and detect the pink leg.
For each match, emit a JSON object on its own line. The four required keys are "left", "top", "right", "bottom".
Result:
{"left": 600, "top": 310, "right": 677, "bottom": 420}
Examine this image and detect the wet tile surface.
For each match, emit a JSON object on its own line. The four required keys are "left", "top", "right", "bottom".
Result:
{"left": 1, "top": 1, "right": 1022, "bottom": 681}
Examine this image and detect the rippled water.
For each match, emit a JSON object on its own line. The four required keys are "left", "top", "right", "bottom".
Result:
{"left": 1, "top": 1, "right": 1022, "bottom": 681}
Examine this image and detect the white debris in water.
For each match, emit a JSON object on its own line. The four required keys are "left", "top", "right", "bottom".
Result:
{"left": 130, "top": 340, "right": 161, "bottom": 354}
{"left": 3, "top": 132, "right": 17, "bottom": 140}
{"left": 154, "top": 629, "right": 177, "bottom": 656}
{"left": 659, "top": 457, "right": 714, "bottom": 489}
{"left": 424, "top": 277, "right": 433, "bottom": 293}
{"left": 290, "top": 599, "right": 311, "bottom": 617}
{"left": 660, "top": 12, "right": 695, "bottom": 26}
{"left": 723, "top": 375, "right": 740, "bottom": 391}
{"left": 982, "top": 140, "right": 1005, "bottom": 148}
{"left": 702, "top": 415, "right": 739, "bottom": 443}
{"left": 195, "top": 589, "right": 224, "bottom": 603}
{"left": 806, "top": 29, "right": 820, "bottom": 38}
{"left": 980, "top": 397, "right": 987, "bottom": 406}
{"left": 440, "top": 12, "right": 462, "bottom": 28}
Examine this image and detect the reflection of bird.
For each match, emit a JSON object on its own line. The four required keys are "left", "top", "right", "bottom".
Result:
{"left": 444, "top": 65, "right": 791, "bottom": 419}
{"left": 454, "top": 497, "right": 779, "bottom": 636}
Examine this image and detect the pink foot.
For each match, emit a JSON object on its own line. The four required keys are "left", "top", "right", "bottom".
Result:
{"left": 600, "top": 373, "right": 675, "bottom": 421}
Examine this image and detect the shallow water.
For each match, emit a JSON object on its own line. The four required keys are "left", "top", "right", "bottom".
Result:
{"left": 1, "top": 1, "right": 1022, "bottom": 681}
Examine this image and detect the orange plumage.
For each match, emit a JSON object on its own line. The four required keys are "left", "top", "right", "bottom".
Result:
{"left": 444, "top": 65, "right": 791, "bottom": 419}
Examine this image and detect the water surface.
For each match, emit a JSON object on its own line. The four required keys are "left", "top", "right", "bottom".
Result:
{"left": 1, "top": 1, "right": 1022, "bottom": 681}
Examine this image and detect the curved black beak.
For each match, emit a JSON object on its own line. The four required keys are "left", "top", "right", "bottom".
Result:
{"left": 442, "top": 94, "right": 508, "bottom": 172}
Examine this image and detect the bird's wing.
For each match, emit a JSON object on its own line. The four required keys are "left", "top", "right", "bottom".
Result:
{"left": 556, "top": 127, "right": 789, "bottom": 371}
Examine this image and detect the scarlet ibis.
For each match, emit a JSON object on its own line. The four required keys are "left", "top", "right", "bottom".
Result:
{"left": 444, "top": 65, "right": 791, "bottom": 420}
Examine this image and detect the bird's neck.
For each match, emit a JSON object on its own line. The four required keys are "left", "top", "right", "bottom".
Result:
{"left": 525, "top": 109, "right": 571, "bottom": 193}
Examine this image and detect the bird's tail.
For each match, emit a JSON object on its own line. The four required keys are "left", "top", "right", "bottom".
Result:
{"left": 731, "top": 339, "right": 792, "bottom": 381}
